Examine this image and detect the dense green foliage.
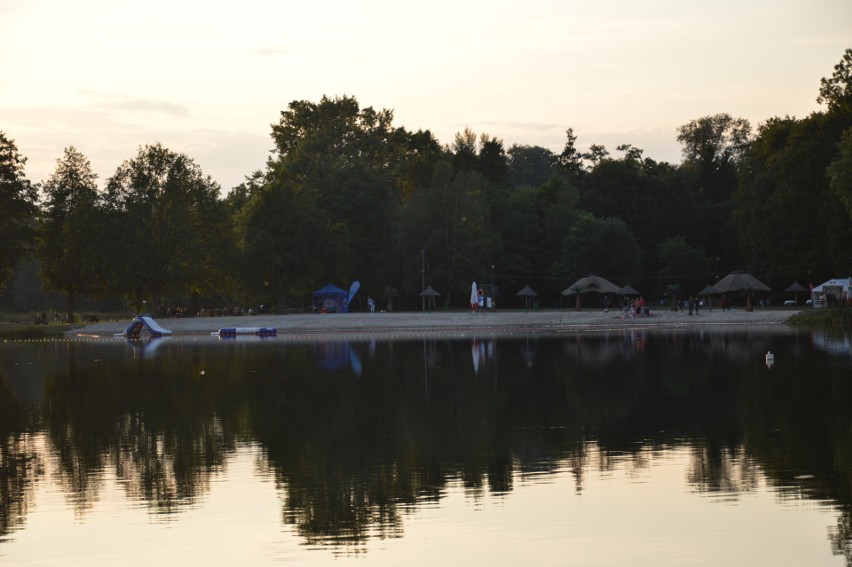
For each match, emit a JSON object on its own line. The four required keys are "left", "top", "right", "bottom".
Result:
{"left": 37, "top": 147, "right": 102, "bottom": 323}
{"left": 1, "top": 51, "right": 851, "bottom": 313}
{"left": 0, "top": 133, "right": 37, "bottom": 293}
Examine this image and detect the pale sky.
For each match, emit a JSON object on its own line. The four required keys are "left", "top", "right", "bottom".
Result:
{"left": 2, "top": 0, "right": 850, "bottom": 192}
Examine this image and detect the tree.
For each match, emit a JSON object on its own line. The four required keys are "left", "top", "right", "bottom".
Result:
{"left": 616, "top": 144, "right": 644, "bottom": 165}
{"left": 733, "top": 111, "right": 852, "bottom": 284}
{"left": 37, "top": 147, "right": 102, "bottom": 322}
{"left": 489, "top": 186, "right": 539, "bottom": 282}
{"left": 0, "top": 132, "right": 37, "bottom": 292}
{"left": 582, "top": 144, "right": 609, "bottom": 169}
{"left": 507, "top": 144, "right": 556, "bottom": 189}
{"left": 237, "top": 177, "right": 347, "bottom": 308}
{"left": 476, "top": 134, "right": 509, "bottom": 187}
{"left": 579, "top": 159, "right": 661, "bottom": 251}
{"left": 817, "top": 48, "right": 852, "bottom": 113}
{"left": 396, "top": 160, "right": 492, "bottom": 305}
{"left": 103, "top": 143, "right": 228, "bottom": 312}
{"left": 270, "top": 95, "right": 397, "bottom": 178}
{"left": 451, "top": 128, "right": 479, "bottom": 173}
{"left": 656, "top": 237, "right": 711, "bottom": 309}
{"left": 827, "top": 127, "right": 852, "bottom": 221}
{"left": 677, "top": 114, "right": 750, "bottom": 202}
{"left": 555, "top": 127, "right": 584, "bottom": 180}
{"left": 553, "top": 212, "right": 642, "bottom": 285}
{"left": 265, "top": 95, "right": 420, "bottom": 304}
{"left": 534, "top": 175, "right": 580, "bottom": 296}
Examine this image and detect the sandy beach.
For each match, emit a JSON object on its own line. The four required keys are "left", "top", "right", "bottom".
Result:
{"left": 69, "top": 307, "right": 799, "bottom": 340}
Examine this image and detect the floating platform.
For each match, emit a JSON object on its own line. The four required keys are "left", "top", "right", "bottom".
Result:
{"left": 214, "top": 327, "right": 277, "bottom": 338}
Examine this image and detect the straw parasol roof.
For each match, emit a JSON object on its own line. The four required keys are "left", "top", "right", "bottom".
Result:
{"left": 785, "top": 281, "right": 808, "bottom": 293}
{"left": 713, "top": 271, "right": 771, "bottom": 293}
{"left": 516, "top": 285, "right": 538, "bottom": 297}
{"left": 562, "top": 274, "right": 621, "bottom": 295}
{"left": 698, "top": 284, "right": 720, "bottom": 296}
{"left": 516, "top": 285, "right": 538, "bottom": 311}
{"left": 619, "top": 285, "right": 641, "bottom": 296}
{"left": 420, "top": 286, "right": 441, "bottom": 312}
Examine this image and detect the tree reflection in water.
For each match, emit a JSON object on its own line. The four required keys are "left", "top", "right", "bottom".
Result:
{"left": 0, "top": 329, "right": 850, "bottom": 560}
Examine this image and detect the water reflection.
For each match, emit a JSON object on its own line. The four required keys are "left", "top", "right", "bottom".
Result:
{"left": 0, "top": 328, "right": 851, "bottom": 562}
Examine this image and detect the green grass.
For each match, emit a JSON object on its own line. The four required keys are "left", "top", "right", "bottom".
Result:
{"left": 0, "top": 322, "right": 81, "bottom": 341}
{"left": 788, "top": 307, "right": 852, "bottom": 328}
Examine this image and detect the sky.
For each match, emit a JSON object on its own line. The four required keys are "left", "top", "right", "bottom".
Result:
{"left": 2, "top": 0, "right": 850, "bottom": 192}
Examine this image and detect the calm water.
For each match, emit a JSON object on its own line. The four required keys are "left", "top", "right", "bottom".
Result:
{"left": 1, "top": 327, "right": 851, "bottom": 566}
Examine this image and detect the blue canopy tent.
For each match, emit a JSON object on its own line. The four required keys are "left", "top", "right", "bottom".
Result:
{"left": 312, "top": 284, "right": 349, "bottom": 313}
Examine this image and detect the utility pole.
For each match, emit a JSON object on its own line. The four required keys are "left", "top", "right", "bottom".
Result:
{"left": 421, "top": 249, "right": 426, "bottom": 312}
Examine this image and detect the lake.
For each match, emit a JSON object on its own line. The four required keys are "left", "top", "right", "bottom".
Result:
{"left": 1, "top": 326, "right": 851, "bottom": 566}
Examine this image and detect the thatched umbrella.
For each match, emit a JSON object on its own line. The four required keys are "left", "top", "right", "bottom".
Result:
{"left": 713, "top": 271, "right": 771, "bottom": 311}
{"left": 419, "top": 286, "right": 441, "bottom": 312}
{"left": 562, "top": 274, "right": 621, "bottom": 311}
{"left": 516, "top": 284, "right": 538, "bottom": 312}
{"left": 698, "top": 284, "right": 720, "bottom": 296}
{"left": 619, "top": 285, "right": 640, "bottom": 296}
{"left": 785, "top": 281, "right": 808, "bottom": 305}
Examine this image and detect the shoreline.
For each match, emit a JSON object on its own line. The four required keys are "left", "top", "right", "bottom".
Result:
{"left": 67, "top": 308, "right": 799, "bottom": 340}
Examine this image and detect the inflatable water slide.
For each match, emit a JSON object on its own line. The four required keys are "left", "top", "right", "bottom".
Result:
{"left": 120, "top": 316, "right": 173, "bottom": 339}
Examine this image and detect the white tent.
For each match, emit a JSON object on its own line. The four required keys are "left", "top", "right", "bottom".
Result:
{"left": 811, "top": 277, "right": 851, "bottom": 308}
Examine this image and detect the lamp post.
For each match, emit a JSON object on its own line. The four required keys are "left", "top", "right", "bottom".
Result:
{"left": 421, "top": 249, "right": 426, "bottom": 312}
{"left": 491, "top": 264, "right": 496, "bottom": 309}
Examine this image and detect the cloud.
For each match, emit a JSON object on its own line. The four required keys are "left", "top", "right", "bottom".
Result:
{"left": 79, "top": 91, "right": 190, "bottom": 117}
{"left": 247, "top": 47, "right": 289, "bottom": 56}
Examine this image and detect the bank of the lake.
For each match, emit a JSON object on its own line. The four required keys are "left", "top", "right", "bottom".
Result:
{"left": 65, "top": 307, "right": 800, "bottom": 340}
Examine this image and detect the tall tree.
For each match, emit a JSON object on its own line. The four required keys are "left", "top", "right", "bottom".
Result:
{"left": 582, "top": 144, "right": 610, "bottom": 169}
{"left": 0, "top": 132, "right": 37, "bottom": 292}
{"left": 236, "top": 177, "right": 347, "bottom": 308}
{"left": 734, "top": 111, "right": 852, "bottom": 284}
{"left": 817, "top": 48, "right": 852, "bottom": 113}
{"left": 103, "top": 143, "right": 228, "bottom": 312}
{"left": 267, "top": 96, "right": 420, "bottom": 296}
{"left": 476, "top": 134, "right": 509, "bottom": 187}
{"left": 827, "top": 127, "right": 852, "bottom": 221}
{"left": 677, "top": 113, "right": 750, "bottom": 203}
{"left": 616, "top": 143, "right": 644, "bottom": 165}
{"left": 396, "top": 160, "right": 492, "bottom": 305}
{"left": 451, "top": 128, "right": 479, "bottom": 173}
{"left": 556, "top": 127, "right": 584, "bottom": 179}
{"left": 733, "top": 52, "right": 852, "bottom": 283}
{"left": 263, "top": 95, "right": 445, "bottom": 306}
{"left": 507, "top": 144, "right": 556, "bottom": 189}
{"left": 37, "top": 146, "right": 102, "bottom": 322}
{"left": 533, "top": 175, "right": 580, "bottom": 297}
{"left": 552, "top": 212, "right": 642, "bottom": 285}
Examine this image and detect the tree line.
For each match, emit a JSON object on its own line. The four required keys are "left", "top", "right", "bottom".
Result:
{"left": 1, "top": 50, "right": 851, "bottom": 321}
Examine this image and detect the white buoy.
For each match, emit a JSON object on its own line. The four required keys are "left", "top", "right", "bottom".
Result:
{"left": 765, "top": 351, "right": 775, "bottom": 369}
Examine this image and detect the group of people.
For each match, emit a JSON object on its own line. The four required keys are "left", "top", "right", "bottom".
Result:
{"left": 470, "top": 287, "right": 496, "bottom": 313}
{"left": 686, "top": 297, "right": 702, "bottom": 315}
{"left": 622, "top": 296, "right": 649, "bottom": 317}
